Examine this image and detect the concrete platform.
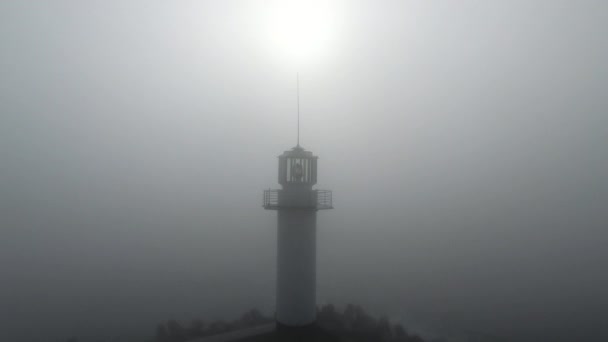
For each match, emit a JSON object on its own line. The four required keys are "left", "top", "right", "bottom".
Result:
{"left": 186, "top": 323, "right": 342, "bottom": 342}
{"left": 187, "top": 324, "right": 275, "bottom": 342}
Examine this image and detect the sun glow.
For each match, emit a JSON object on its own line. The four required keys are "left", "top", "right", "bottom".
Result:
{"left": 262, "top": 1, "right": 337, "bottom": 67}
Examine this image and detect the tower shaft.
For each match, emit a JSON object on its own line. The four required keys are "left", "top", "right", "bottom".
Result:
{"left": 276, "top": 209, "right": 317, "bottom": 326}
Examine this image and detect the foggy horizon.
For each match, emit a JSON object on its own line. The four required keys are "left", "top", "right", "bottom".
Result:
{"left": 1, "top": 1, "right": 607, "bottom": 342}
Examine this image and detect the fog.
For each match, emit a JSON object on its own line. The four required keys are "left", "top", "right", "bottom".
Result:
{"left": 1, "top": 1, "right": 607, "bottom": 341}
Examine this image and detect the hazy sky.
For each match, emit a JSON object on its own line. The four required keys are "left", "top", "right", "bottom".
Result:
{"left": 1, "top": 1, "right": 607, "bottom": 341}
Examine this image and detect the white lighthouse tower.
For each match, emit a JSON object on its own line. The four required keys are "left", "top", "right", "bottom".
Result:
{"left": 263, "top": 143, "right": 333, "bottom": 328}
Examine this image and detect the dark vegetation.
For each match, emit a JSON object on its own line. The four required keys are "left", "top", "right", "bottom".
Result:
{"left": 152, "top": 304, "right": 433, "bottom": 342}
{"left": 153, "top": 309, "right": 272, "bottom": 342}
{"left": 316, "top": 304, "right": 428, "bottom": 342}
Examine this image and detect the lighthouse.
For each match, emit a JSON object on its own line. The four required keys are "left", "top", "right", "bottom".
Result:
{"left": 263, "top": 144, "right": 333, "bottom": 328}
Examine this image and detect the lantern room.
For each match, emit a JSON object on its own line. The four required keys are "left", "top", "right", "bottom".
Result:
{"left": 278, "top": 145, "right": 318, "bottom": 187}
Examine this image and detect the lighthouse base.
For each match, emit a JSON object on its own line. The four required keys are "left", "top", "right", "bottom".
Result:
{"left": 275, "top": 321, "right": 316, "bottom": 333}
{"left": 273, "top": 322, "right": 340, "bottom": 342}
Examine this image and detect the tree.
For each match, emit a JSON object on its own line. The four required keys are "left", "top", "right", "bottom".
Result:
{"left": 238, "top": 309, "right": 269, "bottom": 327}
{"left": 167, "top": 320, "right": 186, "bottom": 342}
{"left": 377, "top": 316, "right": 392, "bottom": 339}
{"left": 393, "top": 324, "right": 407, "bottom": 339}
{"left": 188, "top": 319, "right": 205, "bottom": 338}
{"left": 155, "top": 324, "right": 168, "bottom": 342}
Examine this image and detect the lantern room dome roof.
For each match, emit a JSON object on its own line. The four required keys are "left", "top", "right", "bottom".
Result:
{"left": 279, "top": 145, "right": 317, "bottom": 159}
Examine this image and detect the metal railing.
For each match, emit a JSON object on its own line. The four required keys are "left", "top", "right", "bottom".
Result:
{"left": 263, "top": 189, "right": 333, "bottom": 210}
{"left": 315, "top": 190, "right": 333, "bottom": 209}
{"left": 263, "top": 189, "right": 280, "bottom": 208}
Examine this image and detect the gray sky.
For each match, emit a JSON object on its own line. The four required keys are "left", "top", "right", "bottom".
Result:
{"left": 1, "top": 1, "right": 607, "bottom": 341}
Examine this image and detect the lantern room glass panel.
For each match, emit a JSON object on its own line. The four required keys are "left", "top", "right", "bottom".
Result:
{"left": 278, "top": 147, "right": 318, "bottom": 186}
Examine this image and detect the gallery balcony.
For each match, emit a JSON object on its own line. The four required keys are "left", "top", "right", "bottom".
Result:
{"left": 263, "top": 189, "right": 333, "bottom": 210}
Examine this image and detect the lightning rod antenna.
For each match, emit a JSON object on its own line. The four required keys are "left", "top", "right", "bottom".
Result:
{"left": 297, "top": 72, "right": 300, "bottom": 147}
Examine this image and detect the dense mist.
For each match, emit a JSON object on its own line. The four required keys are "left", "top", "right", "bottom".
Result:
{"left": 1, "top": 1, "right": 607, "bottom": 341}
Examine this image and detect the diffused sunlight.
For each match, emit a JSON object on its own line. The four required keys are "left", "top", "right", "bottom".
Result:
{"left": 262, "top": 1, "right": 338, "bottom": 67}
